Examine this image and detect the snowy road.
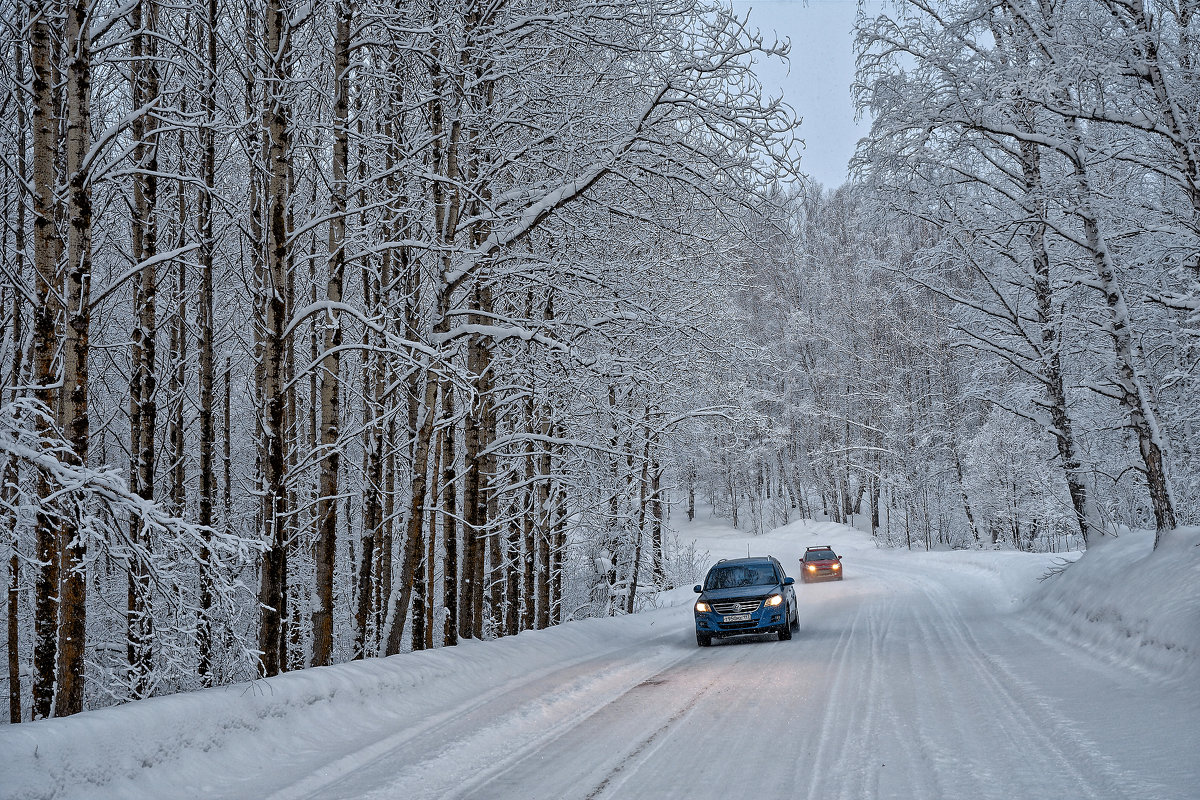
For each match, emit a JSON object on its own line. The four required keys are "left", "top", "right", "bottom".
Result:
{"left": 261, "top": 522, "right": 1198, "bottom": 800}
{"left": 6, "top": 518, "right": 1197, "bottom": 800}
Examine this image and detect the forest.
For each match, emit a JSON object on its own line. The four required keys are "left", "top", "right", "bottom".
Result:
{"left": 1, "top": 0, "right": 1195, "bottom": 722}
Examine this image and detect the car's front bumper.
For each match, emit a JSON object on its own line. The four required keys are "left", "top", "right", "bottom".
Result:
{"left": 695, "top": 606, "right": 787, "bottom": 637}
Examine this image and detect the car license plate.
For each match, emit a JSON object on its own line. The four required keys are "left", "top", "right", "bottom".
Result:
{"left": 723, "top": 613, "right": 752, "bottom": 622}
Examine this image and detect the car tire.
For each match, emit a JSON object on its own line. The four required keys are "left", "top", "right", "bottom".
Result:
{"left": 778, "top": 621, "right": 792, "bottom": 641}
{"left": 697, "top": 632, "right": 712, "bottom": 647}
{"left": 790, "top": 609, "right": 799, "bottom": 630}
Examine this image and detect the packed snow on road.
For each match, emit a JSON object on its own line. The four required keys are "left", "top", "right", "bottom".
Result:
{"left": 3, "top": 515, "right": 1197, "bottom": 800}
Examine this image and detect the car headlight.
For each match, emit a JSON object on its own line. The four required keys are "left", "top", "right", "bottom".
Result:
{"left": 765, "top": 594, "right": 783, "bottom": 607}
{"left": 806, "top": 564, "right": 817, "bottom": 572}
{"left": 831, "top": 563, "right": 840, "bottom": 570}
{"left": 695, "top": 601, "right": 711, "bottom": 613}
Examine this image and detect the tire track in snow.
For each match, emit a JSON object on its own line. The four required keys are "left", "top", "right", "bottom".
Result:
{"left": 891, "top": 566, "right": 1122, "bottom": 800}
{"left": 800, "top": 576, "right": 898, "bottom": 800}
{"left": 579, "top": 662, "right": 730, "bottom": 800}
{"left": 267, "top": 637, "right": 693, "bottom": 800}
{"left": 452, "top": 641, "right": 760, "bottom": 800}
{"left": 919, "top": 574, "right": 1167, "bottom": 799}
{"left": 801, "top": 564, "right": 943, "bottom": 800}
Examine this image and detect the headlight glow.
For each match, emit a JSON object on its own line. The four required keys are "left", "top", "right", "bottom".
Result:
{"left": 695, "top": 601, "right": 711, "bottom": 613}
{"left": 807, "top": 564, "right": 817, "bottom": 572}
{"left": 832, "top": 563, "right": 841, "bottom": 570}
{"left": 765, "top": 594, "right": 783, "bottom": 607}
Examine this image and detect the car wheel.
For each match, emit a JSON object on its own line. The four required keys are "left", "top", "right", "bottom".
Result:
{"left": 778, "top": 620, "right": 792, "bottom": 641}
{"left": 697, "top": 632, "right": 712, "bottom": 647}
{"left": 790, "top": 608, "right": 799, "bottom": 630}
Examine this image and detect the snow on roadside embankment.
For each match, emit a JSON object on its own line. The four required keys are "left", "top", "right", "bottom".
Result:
{"left": 1024, "top": 526, "right": 1200, "bottom": 682}
{"left": 0, "top": 589, "right": 698, "bottom": 800}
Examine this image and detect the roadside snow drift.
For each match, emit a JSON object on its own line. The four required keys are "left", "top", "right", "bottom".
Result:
{"left": 1025, "top": 526, "right": 1200, "bottom": 681}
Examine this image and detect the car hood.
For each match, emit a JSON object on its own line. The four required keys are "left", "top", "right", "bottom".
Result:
{"left": 701, "top": 585, "right": 781, "bottom": 601}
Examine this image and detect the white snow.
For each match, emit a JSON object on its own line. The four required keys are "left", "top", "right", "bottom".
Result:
{"left": 2, "top": 516, "right": 1197, "bottom": 800}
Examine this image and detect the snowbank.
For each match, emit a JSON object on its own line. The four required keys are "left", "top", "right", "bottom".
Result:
{"left": 1025, "top": 526, "right": 1200, "bottom": 681}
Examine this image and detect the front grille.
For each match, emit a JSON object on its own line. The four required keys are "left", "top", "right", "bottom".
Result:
{"left": 711, "top": 599, "right": 762, "bottom": 615}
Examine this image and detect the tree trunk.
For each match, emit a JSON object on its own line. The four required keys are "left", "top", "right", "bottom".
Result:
{"left": 196, "top": 0, "right": 219, "bottom": 684}
{"left": 29, "top": 0, "right": 62, "bottom": 722}
{"left": 536, "top": 415, "right": 552, "bottom": 631}
{"left": 550, "top": 465, "right": 567, "bottom": 624}
{"left": 412, "top": 422, "right": 434, "bottom": 651}
{"left": 55, "top": 0, "right": 95, "bottom": 716}
{"left": 7, "top": 35, "right": 29, "bottom": 725}
{"left": 626, "top": 420, "right": 650, "bottom": 616}
{"left": 650, "top": 456, "right": 664, "bottom": 587}
{"left": 223, "top": 356, "right": 233, "bottom": 527}
{"left": 440, "top": 381, "right": 459, "bottom": 646}
{"left": 311, "top": 0, "right": 351, "bottom": 668}
{"left": 355, "top": 344, "right": 381, "bottom": 657}
{"left": 127, "top": 0, "right": 159, "bottom": 698}
{"left": 383, "top": 305, "right": 450, "bottom": 656}
{"left": 1017, "top": 136, "right": 1097, "bottom": 546}
{"left": 418, "top": 424, "right": 440, "bottom": 651}
{"left": 1067, "top": 120, "right": 1177, "bottom": 543}
{"left": 167, "top": 106, "right": 187, "bottom": 520}
{"left": 521, "top": 407, "right": 536, "bottom": 631}
{"left": 256, "top": 0, "right": 292, "bottom": 678}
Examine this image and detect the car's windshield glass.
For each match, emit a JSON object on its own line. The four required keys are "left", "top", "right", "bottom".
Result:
{"left": 705, "top": 564, "right": 778, "bottom": 590}
{"left": 806, "top": 551, "right": 836, "bottom": 561}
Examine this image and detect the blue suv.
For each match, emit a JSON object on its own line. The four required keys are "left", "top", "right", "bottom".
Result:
{"left": 693, "top": 556, "right": 797, "bottom": 646}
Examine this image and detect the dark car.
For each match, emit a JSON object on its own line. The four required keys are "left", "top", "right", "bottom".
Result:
{"left": 800, "top": 546, "right": 843, "bottom": 582}
{"left": 693, "top": 556, "right": 797, "bottom": 647}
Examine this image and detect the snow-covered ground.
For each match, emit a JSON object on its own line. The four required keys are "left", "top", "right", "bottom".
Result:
{"left": 3, "top": 515, "right": 1197, "bottom": 800}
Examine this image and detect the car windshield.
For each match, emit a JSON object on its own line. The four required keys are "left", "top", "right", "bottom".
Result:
{"left": 705, "top": 564, "right": 778, "bottom": 590}
{"left": 806, "top": 551, "right": 836, "bottom": 561}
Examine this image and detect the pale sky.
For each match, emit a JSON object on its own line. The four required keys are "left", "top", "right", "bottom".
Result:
{"left": 732, "top": 0, "right": 885, "bottom": 190}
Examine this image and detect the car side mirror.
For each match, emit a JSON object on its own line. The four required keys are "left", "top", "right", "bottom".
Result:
{"left": 694, "top": 584, "right": 702, "bottom": 593}
{"left": 784, "top": 577, "right": 794, "bottom": 586}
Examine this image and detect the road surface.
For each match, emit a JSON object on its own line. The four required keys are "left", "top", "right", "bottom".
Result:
{"left": 261, "top": 524, "right": 1199, "bottom": 800}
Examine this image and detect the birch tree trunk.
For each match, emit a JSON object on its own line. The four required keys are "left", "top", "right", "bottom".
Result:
{"left": 256, "top": 0, "right": 293, "bottom": 678}
{"left": 127, "top": 0, "right": 159, "bottom": 698}
{"left": 55, "top": 0, "right": 95, "bottom": 716}
{"left": 195, "top": 0, "right": 219, "bottom": 684}
{"left": 440, "top": 379, "right": 459, "bottom": 647}
{"left": 1066, "top": 120, "right": 1178, "bottom": 543}
{"left": 383, "top": 305, "right": 450, "bottom": 656}
{"left": 6, "top": 34, "right": 29, "bottom": 724}
{"left": 1018, "top": 137, "right": 1096, "bottom": 545}
{"left": 29, "top": 0, "right": 62, "bottom": 722}
{"left": 312, "top": 0, "right": 351, "bottom": 668}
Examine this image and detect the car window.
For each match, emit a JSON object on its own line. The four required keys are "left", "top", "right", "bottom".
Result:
{"left": 806, "top": 551, "right": 836, "bottom": 561}
{"left": 705, "top": 564, "right": 777, "bottom": 590}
